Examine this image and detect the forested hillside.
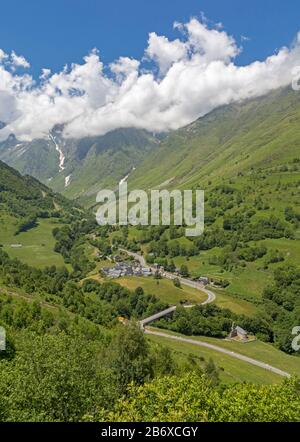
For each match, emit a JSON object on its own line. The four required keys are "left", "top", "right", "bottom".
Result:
{"left": 0, "top": 160, "right": 75, "bottom": 232}
{"left": 1, "top": 87, "right": 300, "bottom": 422}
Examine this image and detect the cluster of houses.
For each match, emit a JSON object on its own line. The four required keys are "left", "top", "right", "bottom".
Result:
{"left": 102, "top": 261, "right": 152, "bottom": 279}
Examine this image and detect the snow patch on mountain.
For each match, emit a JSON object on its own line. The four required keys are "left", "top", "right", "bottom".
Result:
{"left": 119, "top": 167, "right": 136, "bottom": 185}
{"left": 49, "top": 133, "right": 65, "bottom": 172}
{"left": 65, "top": 174, "right": 71, "bottom": 187}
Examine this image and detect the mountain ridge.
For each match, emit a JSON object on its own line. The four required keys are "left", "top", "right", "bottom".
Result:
{"left": 126, "top": 87, "right": 300, "bottom": 190}
{"left": 0, "top": 127, "right": 160, "bottom": 207}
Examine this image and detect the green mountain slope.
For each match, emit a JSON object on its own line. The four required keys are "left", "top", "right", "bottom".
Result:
{"left": 0, "top": 128, "right": 159, "bottom": 207}
{"left": 0, "top": 136, "right": 60, "bottom": 183}
{"left": 55, "top": 128, "right": 160, "bottom": 206}
{"left": 0, "top": 160, "right": 80, "bottom": 267}
{"left": 0, "top": 160, "right": 65, "bottom": 220}
{"left": 129, "top": 87, "right": 300, "bottom": 190}
{"left": 112, "top": 87, "right": 300, "bottom": 356}
{"left": 123, "top": 87, "right": 300, "bottom": 298}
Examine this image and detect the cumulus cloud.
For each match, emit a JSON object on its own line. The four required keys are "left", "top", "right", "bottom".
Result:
{"left": 40, "top": 68, "right": 51, "bottom": 80}
{"left": 0, "top": 90, "right": 18, "bottom": 124}
{"left": 10, "top": 51, "right": 30, "bottom": 69}
{"left": 145, "top": 32, "right": 188, "bottom": 75}
{"left": 0, "top": 17, "right": 300, "bottom": 142}
{"left": 0, "top": 49, "right": 8, "bottom": 62}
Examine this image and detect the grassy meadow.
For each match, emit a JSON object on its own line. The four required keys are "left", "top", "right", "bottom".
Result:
{"left": 117, "top": 275, "right": 207, "bottom": 305}
{"left": 147, "top": 327, "right": 300, "bottom": 383}
{"left": 0, "top": 216, "right": 66, "bottom": 268}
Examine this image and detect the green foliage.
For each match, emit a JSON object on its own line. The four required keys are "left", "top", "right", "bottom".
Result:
{"left": 0, "top": 160, "right": 78, "bottom": 234}
{"left": 82, "top": 279, "right": 167, "bottom": 323}
{"left": 53, "top": 219, "right": 97, "bottom": 276}
{"left": 0, "top": 332, "right": 115, "bottom": 421}
{"left": 155, "top": 303, "right": 272, "bottom": 340}
{"left": 179, "top": 264, "right": 189, "bottom": 277}
{"left": 262, "top": 266, "right": 300, "bottom": 353}
{"left": 107, "top": 323, "right": 153, "bottom": 393}
{"left": 173, "top": 277, "right": 181, "bottom": 288}
{"left": 96, "top": 373, "right": 300, "bottom": 422}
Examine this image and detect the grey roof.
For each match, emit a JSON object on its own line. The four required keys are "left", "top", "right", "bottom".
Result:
{"left": 235, "top": 326, "right": 247, "bottom": 335}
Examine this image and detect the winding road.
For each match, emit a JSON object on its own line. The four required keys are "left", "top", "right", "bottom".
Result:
{"left": 145, "top": 328, "right": 291, "bottom": 378}
{"left": 120, "top": 248, "right": 292, "bottom": 378}
{"left": 119, "top": 248, "right": 216, "bottom": 305}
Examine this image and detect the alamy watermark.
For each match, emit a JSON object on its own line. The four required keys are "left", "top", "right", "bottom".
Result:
{"left": 292, "top": 326, "right": 300, "bottom": 352}
{"left": 0, "top": 326, "right": 6, "bottom": 351}
{"left": 96, "top": 182, "right": 204, "bottom": 237}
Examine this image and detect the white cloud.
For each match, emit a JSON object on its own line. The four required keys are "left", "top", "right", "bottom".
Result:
{"left": 40, "top": 68, "right": 51, "bottom": 80}
{"left": 0, "top": 17, "right": 300, "bottom": 141}
{"left": 145, "top": 32, "right": 188, "bottom": 74}
{"left": 184, "top": 18, "right": 240, "bottom": 62}
{"left": 0, "top": 49, "right": 8, "bottom": 62}
{"left": 241, "top": 35, "right": 251, "bottom": 42}
{"left": 10, "top": 51, "right": 30, "bottom": 69}
{"left": 0, "top": 90, "right": 19, "bottom": 124}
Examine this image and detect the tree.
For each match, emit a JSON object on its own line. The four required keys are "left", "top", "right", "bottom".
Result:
{"left": 168, "top": 260, "right": 176, "bottom": 272}
{"left": 135, "top": 287, "right": 144, "bottom": 297}
{"left": 204, "top": 358, "right": 219, "bottom": 386}
{"left": 108, "top": 322, "right": 153, "bottom": 393}
{"left": 173, "top": 278, "right": 181, "bottom": 288}
{"left": 96, "top": 373, "right": 300, "bottom": 422}
{"left": 152, "top": 345, "right": 176, "bottom": 376}
{"left": 179, "top": 264, "right": 189, "bottom": 277}
{"left": 154, "top": 270, "right": 162, "bottom": 280}
{"left": 0, "top": 331, "right": 116, "bottom": 421}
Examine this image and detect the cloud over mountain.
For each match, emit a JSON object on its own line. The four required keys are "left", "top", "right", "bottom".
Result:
{"left": 0, "top": 17, "right": 300, "bottom": 141}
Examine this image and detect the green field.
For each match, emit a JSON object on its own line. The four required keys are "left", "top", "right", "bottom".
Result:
{"left": 172, "top": 236, "right": 300, "bottom": 304}
{"left": 147, "top": 327, "right": 300, "bottom": 384}
{"left": 118, "top": 275, "right": 207, "bottom": 304}
{"left": 211, "top": 289, "right": 259, "bottom": 316}
{"left": 173, "top": 252, "right": 274, "bottom": 301}
{"left": 0, "top": 217, "right": 66, "bottom": 268}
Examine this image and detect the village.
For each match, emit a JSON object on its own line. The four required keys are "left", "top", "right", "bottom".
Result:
{"left": 101, "top": 254, "right": 210, "bottom": 286}
{"left": 101, "top": 253, "right": 255, "bottom": 343}
{"left": 102, "top": 260, "right": 152, "bottom": 278}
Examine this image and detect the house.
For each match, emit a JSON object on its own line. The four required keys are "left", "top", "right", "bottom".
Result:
{"left": 133, "top": 266, "right": 142, "bottom": 276}
{"left": 228, "top": 325, "right": 249, "bottom": 342}
{"left": 198, "top": 276, "right": 209, "bottom": 285}
{"left": 108, "top": 269, "right": 122, "bottom": 278}
{"left": 141, "top": 267, "right": 152, "bottom": 276}
{"left": 102, "top": 261, "right": 152, "bottom": 279}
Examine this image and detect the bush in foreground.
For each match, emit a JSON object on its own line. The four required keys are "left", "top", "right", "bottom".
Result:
{"left": 95, "top": 373, "right": 300, "bottom": 422}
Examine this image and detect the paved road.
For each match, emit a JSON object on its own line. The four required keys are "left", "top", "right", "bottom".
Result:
{"left": 145, "top": 328, "right": 291, "bottom": 378}
{"left": 119, "top": 248, "right": 216, "bottom": 305}
{"left": 119, "top": 248, "right": 147, "bottom": 266}
{"left": 140, "top": 306, "right": 177, "bottom": 327}
{"left": 120, "top": 249, "right": 291, "bottom": 379}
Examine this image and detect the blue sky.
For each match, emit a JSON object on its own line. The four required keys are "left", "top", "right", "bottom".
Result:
{"left": 1, "top": 0, "right": 300, "bottom": 141}
{"left": 0, "top": 0, "right": 299, "bottom": 75}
